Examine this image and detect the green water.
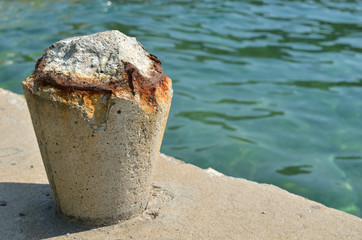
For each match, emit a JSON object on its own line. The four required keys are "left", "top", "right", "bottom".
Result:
{"left": 1, "top": 0, "right": 361, "bottom": 217}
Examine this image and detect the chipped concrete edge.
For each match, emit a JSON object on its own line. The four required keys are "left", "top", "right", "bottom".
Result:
{"left": 160, "top": 153, "right": 260, "bottom": 184}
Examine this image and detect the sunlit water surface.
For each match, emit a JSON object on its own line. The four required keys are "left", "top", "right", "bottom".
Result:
{"left": 1, "top": 0, "right": 361, "bottom": 217}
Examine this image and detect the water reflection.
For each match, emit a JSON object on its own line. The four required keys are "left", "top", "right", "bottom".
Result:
{"left": 214, "top": 81, "right": 259, "bottom": 86}
{"left": 170, "top": 146, "right": 189, "bottom": 151}
{"left": 176, "top": 109, "right": 283, "bottom": 131}
{"left": 177, "top": 109, "right": 283, "bottom": 121}
{"left": 174, "top": 91, "right": 196, "bottom": 100}
{"left": 207, "top": 99, "right": 261, "bottom": 105}
{"left": 227, "top": 135, "right": 257, "bottom": 145}
{"left": 276, "top": 165, "right": 313, "bottom": 176}
{"left": 214, "top": 79, "right": 362, "bottom": 92}
{"left": 0, "top": 52, "right": 40, "bottom": 65}
{"left": 279, "top": 80, "right": 362, "bottom": 91}
{"left": 335, "top": 156, "right": 362, "bottom": 161}
{"left": 333, "top": 156, "right": 362, "bottom": 216}
{"left": 167, "top": 125, "right": 184, "bottom": 131}
{"left": 104, "top": 22, "right": 136, "bottom": 36}
{"left": 195, "top": 145, "right": 218, "bottom": 152}
{"left": 176, "top": 111, "right": 237, "bottom": 131}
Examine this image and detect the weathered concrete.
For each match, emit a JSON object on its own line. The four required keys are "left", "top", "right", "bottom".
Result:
{"left": 1, "top": 88, "right": 361, "bottom": 239}
{"left": 21, "top": 31, "right": 172, "bottom": 226}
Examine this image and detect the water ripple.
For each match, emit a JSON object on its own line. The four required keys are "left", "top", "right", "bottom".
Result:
{"left": 176, "top": 109, "right": 284, "bottom": 131}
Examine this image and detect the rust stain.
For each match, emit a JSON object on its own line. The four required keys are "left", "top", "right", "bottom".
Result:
{"left": 25, "top": 46, "right": 172, "bottom": 115}
{"left": 29, "top": 83, "right": 112, "bottom": 130}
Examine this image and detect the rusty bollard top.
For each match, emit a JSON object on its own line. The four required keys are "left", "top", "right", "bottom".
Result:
{"left": 23, "top": 30, "right": 172, "bottom": 118}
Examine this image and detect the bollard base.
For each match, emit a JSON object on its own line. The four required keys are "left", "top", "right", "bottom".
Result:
{"left": 56, "top": 200, "right": 148, "bottom": 226}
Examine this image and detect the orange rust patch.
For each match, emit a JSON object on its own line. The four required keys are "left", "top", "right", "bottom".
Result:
{"left": 122, "top": 60, "right": 171, "bottom": 111}
{"left": 32, "top": 84, "right": 110, "bottom": 120}
{"left": 27, "top": 47, "right": 172, "bottom": 113}
{"left": 26, "top": 82, "right": 112, "bottom": 130}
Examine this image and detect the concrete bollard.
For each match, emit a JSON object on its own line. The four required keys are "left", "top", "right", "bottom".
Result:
{"left": 22, "top": 31, "right": 172, "bottom": 226}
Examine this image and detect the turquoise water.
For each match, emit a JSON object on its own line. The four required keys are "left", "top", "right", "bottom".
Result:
{"left": 1, "top": 0, "right": 362, "bottom": 217}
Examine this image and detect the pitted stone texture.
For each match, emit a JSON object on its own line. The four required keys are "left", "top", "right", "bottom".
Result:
{"left": 42, "top": 30, "right": 154, "bottom": 79}
{"left": 21, "top": 31, "right": 172, "bottom": 226}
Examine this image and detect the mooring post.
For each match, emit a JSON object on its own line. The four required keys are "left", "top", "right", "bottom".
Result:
{"left": 22, "top": 31, "right": 172, "bottom": 226}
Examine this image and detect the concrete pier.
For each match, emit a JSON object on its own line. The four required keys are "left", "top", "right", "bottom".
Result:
{"left": 0, "top": 88, "right": 361, "bottom": 239}
{"left": 21, "top": 31, "right": 172, "bottom": 226}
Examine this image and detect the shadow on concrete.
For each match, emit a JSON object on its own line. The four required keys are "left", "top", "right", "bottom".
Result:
{"left": 0, "top": 182, "right": 96, "bottom": 239}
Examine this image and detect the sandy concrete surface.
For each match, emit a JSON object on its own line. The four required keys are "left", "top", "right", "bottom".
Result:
{"left": 0, "top": 88, "right": 361, "bottom": 239}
